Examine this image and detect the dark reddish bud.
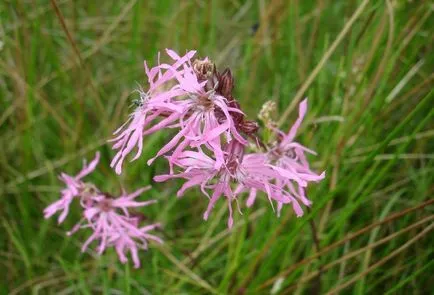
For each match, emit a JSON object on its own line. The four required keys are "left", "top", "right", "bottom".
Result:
{"left": 217, "top": 68, "right": 234, "bottom": 99}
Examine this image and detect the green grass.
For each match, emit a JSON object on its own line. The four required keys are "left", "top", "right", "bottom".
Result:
{"left": 1, "top": 0, "right": 433, "bottom": 294}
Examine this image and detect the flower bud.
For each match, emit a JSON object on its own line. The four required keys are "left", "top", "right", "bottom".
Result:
{"left": 217, "top": 68, "right": 234, "bottom": 99}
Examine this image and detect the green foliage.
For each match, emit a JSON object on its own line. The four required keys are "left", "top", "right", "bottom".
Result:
{"left": 0, "top": 0, "right": 433, "bottom": 294}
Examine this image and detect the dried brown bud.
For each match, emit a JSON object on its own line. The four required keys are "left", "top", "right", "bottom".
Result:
{"left": 193, "top": 58, "right": 218, "bottom": 91}
{"left": 193, "top": 58, "right": 216, "bottom": 81}
{"left": 217, "top": 68, "right": 234, "bottom": 99}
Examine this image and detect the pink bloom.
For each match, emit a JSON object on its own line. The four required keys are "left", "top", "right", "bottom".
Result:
{"left": 44, "top": 152, "right": 100, "bottom": 223}
{"left": 262, "top": 99, "right": 325, "bottom": 216}
{"left": 148, "top": 62, "right": 247, "bottom": 169}
{"left": 110, "top": 49, "right": 247, "bottom": 174}
{"left": 155, "top": 141, "right": 298, "bottom": 228}
{"left": 68, "top": 187, "right": 163, "bottom": 268}
{"left": 110, "top": 50, "right": 196, "bottom": 174}
{"left": 110, "top": 50, "right": 325, "bottom": 229}
{"left": 111, "top": 223, "right": 162, "bottom": 268}
{"left": 109, "top": 88, "right": 185, "bottom": 174}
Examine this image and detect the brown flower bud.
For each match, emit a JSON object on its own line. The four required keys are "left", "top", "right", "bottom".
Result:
{"left": 217, "top": 68, "right": 234, "bottom": 99}
{"left": 193, "top": 58, "right": 219, "bottom": 91}
{"left": 193, "top": 58, "right": 216, "bottom": 81}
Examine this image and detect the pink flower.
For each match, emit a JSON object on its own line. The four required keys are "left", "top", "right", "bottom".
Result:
{"left": 109, "top": 50, "right": 325, "bottom": 229}
{"left": 155, "top": 141, "right": 298, "bottom": 228}
{"left": 110, "top": 49, "right": 247, "bottom": 174}
{"left": 44, "top": 152, "right": 100, "bottom": 223}
{"left": 263, "top": 99, "right": 325, "bottom": 216}
{"left": 68, "top": 187, "right": 163, "bottom": 268}
{"left": 111, "top": 223, "right": 162, "bottom": 268}
{"left": 110, "top": 50, "right": 196, "bottom": 174}
{"left": 147, "top": 62, "right": 247, "bottom": 169}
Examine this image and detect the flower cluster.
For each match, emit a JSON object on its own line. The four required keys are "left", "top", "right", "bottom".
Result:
{"left": 110, "top": 50, "right": 247, "bottom": 174}
{"left": 111, "top": 49, "right": 325, "bottom": 228}
{"left": 44, "top": 152, "right": 162, "bottom": 268}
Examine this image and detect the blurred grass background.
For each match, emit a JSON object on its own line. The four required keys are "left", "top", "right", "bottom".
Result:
{"left": 1, "top": 0, "right": 433, "bottom": 294}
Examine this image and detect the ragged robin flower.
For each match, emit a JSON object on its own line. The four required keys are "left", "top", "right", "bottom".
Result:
{"left": 67, "top": 187, "right": 162, "bottom": 268}
{"left": 110, "top": 49, "right": 325, "bottom": 227}
{"left": 44, "top": 153, "right": 162, "bottom": 268}
{"left": 110, "top": 49, "right": 247, "bottom": 174}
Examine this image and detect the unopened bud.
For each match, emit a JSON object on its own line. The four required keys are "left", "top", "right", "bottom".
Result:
{"left": 217, "top": 68, "right": 234, "bottom": 99}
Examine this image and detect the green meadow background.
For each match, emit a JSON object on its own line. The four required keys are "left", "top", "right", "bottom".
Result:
{"left": 1, "top": 0, "right": 433, "bottom": 294}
